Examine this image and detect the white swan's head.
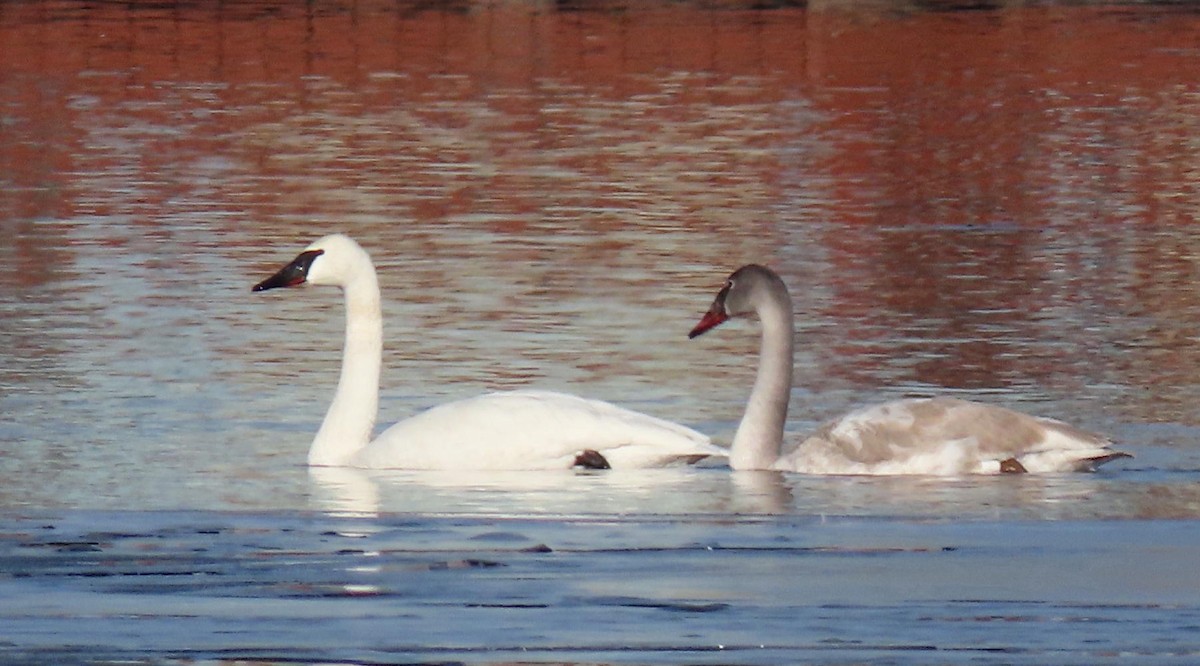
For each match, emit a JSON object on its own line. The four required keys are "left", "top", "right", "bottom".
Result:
{"left": 252, "top": 234, "right": 373, "bottom": 292}
{"left": 688, "top": 264, "right": 789, "bottom": 338}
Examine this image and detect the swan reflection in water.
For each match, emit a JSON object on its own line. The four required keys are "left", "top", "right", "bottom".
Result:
{"left": 307, "top": 466, "right": 796, "bottom": 517}
{"left": 307, "top": 464, "right": 1130, "bottom": 521}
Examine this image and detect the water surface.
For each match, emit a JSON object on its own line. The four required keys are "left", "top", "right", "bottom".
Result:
{"left": 1, "top": 0, "right": 1199, "bottom": 663}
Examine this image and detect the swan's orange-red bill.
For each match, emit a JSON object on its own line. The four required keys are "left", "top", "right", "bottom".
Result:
{"left": 688, "top": 310, "right": 729, "bottom": 339}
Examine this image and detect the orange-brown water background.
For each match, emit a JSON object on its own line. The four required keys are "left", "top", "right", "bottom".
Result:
{"left": 2, "top": 0, "right": 1200, "bottom": 506}
{"left": 4, "top": 1, "right": 1200, "bottom": 502}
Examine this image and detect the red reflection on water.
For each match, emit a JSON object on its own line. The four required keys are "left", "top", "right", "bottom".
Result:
{"left": 1, "top": 0, "right": 1198, "bottom": 404}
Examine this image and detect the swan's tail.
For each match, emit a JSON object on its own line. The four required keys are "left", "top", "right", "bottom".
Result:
{"left": 1073, "top": 450, "right": 1133, "bottom": 472}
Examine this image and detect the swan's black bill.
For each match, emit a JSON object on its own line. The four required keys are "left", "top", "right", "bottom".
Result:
{"left": 253, "top": 249, "right": 324, "bottom": 292}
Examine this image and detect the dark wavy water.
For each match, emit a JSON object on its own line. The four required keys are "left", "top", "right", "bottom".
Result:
{"left": 4, "top": 509, "right": 1199, "bottom": 664}
{"left": 1, "top": 0, "right": 1199, "bottom": 663}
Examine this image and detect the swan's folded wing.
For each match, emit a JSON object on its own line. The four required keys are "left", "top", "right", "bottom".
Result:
{"left": 781, "top": 397, "right": 1126, "bottom": 475}
{"left": 355, "top": 389, "right": 723, "bottom": 470}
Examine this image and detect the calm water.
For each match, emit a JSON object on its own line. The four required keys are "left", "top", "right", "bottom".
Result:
{"left": 2, "top": 0, "right": 1200, "bottom": 663}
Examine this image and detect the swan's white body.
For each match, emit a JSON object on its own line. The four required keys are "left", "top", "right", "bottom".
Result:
{"left": 689, "top": 265, "right": 1130, "bottom": 475}
{"left": 355, "top": 390, "right": 717, "bottom": 470}
{"left": 254, "top": 234, "right": 721, "bottom": 470}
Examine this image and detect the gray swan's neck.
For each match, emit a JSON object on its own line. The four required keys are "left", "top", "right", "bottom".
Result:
{"left": 308, "top": 271, "right": 382, "bottom": 466}
{"left": 730, "top": 292, "right": 793, "bottom": 471}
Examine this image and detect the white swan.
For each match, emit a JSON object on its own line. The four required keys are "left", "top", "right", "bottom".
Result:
{"left": 688, "top": 264, "right": 1131, "bottom": 475}
{"left": 252, "top": 234, "right": 723, "bottom": 470}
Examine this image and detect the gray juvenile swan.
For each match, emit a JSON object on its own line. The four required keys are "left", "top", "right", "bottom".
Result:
{"left": 253, "top": 234, "right": 723, "bottom": 470}
{"left": 688, "top": 264, "right": 1130, "bottom": 475}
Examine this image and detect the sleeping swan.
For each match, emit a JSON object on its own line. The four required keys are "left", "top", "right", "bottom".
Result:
{"left": 252, "top": 234, "right": 722, "bottom": 470}
{"left": 688, "top": 264, "right": 1131, "bottom": 475}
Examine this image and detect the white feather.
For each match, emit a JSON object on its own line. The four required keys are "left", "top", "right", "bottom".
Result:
{"left": 254, "top": 234, "right": 722, "bottom": 471}
{"left": 357, "top": 390, "right": 720, "bottom": 470}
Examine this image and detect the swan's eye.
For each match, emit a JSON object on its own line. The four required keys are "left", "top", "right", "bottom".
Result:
{"left": 298, "top": 249, "right": 324, "bottom": 273}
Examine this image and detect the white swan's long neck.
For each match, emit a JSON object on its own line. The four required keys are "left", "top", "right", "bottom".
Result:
{"left": 729, "top": 292, "right": 793, "bottom": 471}
{"left": 308, "top": 269, "right": 382, "bottom": 466}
